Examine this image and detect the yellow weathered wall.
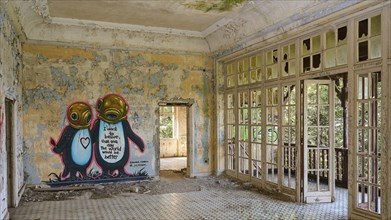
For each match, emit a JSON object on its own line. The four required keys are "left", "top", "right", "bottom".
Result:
{"left": 22, "top": 44, "right": 214, "bottom": 183}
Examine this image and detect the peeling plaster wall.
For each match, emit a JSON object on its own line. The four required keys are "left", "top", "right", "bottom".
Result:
{"left": 0, "top": 5, "right": 24, "bottom": 217}
{"left": 22, "top": 44, "right": 214, "bottom": 184}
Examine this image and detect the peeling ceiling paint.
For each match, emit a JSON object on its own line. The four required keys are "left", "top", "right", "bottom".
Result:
{"left": 1, "top": 0, "right": 372, "bottom": 53}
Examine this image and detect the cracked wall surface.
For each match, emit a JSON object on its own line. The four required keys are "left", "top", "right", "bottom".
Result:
{"left": 22, "top": 44, "right": 214, "bottom": 184}
{"left": 0, "top": 5, "right": 24, "bottom": 217}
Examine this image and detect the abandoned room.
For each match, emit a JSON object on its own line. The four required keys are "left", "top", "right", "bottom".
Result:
{"left": 0, "top": 0, "right": 390, "bottom": 219}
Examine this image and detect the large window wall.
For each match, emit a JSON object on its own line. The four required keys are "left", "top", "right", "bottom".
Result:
{"left": 222, "top": 5, "right": 387, "bottom": 219}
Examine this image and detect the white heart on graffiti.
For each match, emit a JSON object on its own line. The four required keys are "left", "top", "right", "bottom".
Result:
{"left": 80, "top": 137, "right": 90, "bottom": 149}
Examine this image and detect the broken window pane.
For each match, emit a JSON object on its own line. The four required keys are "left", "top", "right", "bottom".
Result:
{"left": 338, "top": 26, "right": 347, "bottom": 45}
{"left": 273, "top": 49, "right": 278, "bottom": 63}
{"left": 371, "top": 15, "right": 381, "bottom": 37}
{"left": 283, "top": 46, "right": 289, "bottom": 61}
{"left": 358, "top": 19, "right": 368, "bottom": 39}
{"left": 313, "top": 54, "right": 321, "bottom": 70}
{"left": 303, "top": 56, "right": 310, "bottom": 72}
{"left": 370, "top": 37, "right": 381, "bottom": 59}
{"left": 358, "top": 41, "right": 368, "bottom": 61}
{"left": 303, "top": 38, "right": 311, "bottom": 56}
{"left": 312, "top": 35, "right": 321, "bottom": 53}
{"left": 283, "top": 62, "right": 289, "bottom": 76}
{"left": 326, "top": 30, "right": 335, "bottom": 49}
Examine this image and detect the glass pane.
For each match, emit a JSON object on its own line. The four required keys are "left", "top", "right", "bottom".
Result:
{"left": 238, "top": 60, "right": 243, "bottom": 72}
{"left": 290, "top": 44, "right": 296, "bottom": 58}
{"left": 227, "top": 75, "right": 234, "bottom": 87}
{"left": 319, "top": 106, "right": 329, "bottom": 126}
{"left": 256, "top": 54, "right": 262, "bottom": 67}
{"left": 357, "top": 102, "right": 369, "bottom": 127}
{"left": 307, "top": 84, "right": 317, "bottom": 104}
{"left": 267, "top": 88, "right": 273, "bottom": 105}
{"left": 289, "top": 61, "right": 296, "bottom": 76}
{"left": 370, "top": 37, "right": 381, "bottom": 59}
{"left": 358, "top": 75, "right": 369, "bottom": 100}
{"left": 307, "top": 105, "right": 318, "bottom": 126}
{"left": 336, "top": 45, "right": 348, "bottom": 65}
{"left": 267, "top": 107, "right": 273, "bottom": 124}
{"left": 238, "top": 73, "right": 243, "bottom": 86}
{"left": 227, "top": 125, "right": 235, "bottom": 139}
{"left": 252, "top": 126, "right": 262, "bottom": 142}
{"left": 256, "top": 69, "right": 262, "bottom": 81}
{"left": 325, "top": 50, "right": 336, "bottom": 68}
{"left": 227, "top": 94, "right": 234, "bottom": 108}
{"left": 250, "top": 70, "right": 257, "bottom": 83}
{"left": 283, "top": 127, "right": 290, "bottom": 143}
{"left": 250, "top": 56, "right": 256, "bottom": 68}
{"left": 227, "top": 63, "right": 232, "bottom": 75}
{"left": 326, "top": 30, "right": 335, "bottom": 49}
{"left": 244, "top": 58, "right": 249, "bottom": 71}
{"left": 307, "top": 127, "right": 318, "bottom": 146}
{"left": 312, "top": 35, "right": 321, "bottom": 52}
{"left": 227, "top": 110, "right": 234, "bottom": 124}
{"left": 273, "top": 88, "right": 279, "bottom": 105}
{"left": 291, "top": 127, "right": 296, "bottom": 144}
{"left": 320, "top": 171, "right": 330, "bottom": 191}
{"left": 319, "top": 128, "right": 329, "bottom": 147}
{"left": 266, "top": 50, "right": 273, "bottom": 65}
{"left": 319, "top": 84, "right": 329, "bottom": 104}
{"left": 243, "top": 71, "right": 249, "bottom": 84}
{"left": 371, "top": 15, "right": 381, "bottom": 37}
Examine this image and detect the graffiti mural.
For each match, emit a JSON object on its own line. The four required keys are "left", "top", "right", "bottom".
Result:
{"left": 92, "top": 94, "right": 145, "bottom": 177}
{"left": 48, "top": 94, "right": 147, "bottom": 184}
{"left": 49, "top": 102, "right": 93, "bottom": 181}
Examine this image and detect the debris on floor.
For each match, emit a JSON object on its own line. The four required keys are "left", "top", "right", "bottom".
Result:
{"left": 20, "top": 170, "right": 292, "bottom": 204}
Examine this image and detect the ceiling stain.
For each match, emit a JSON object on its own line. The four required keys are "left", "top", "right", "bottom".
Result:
{"left": 185, "top": 0, "right": 246, "bottom": 12}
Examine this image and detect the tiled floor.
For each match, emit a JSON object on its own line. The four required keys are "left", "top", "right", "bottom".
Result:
{"left": 10, "top": 185, "right": 348, "bottom": 220}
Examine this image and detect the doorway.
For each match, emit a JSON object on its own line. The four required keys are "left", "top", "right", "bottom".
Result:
{"left": 301, "top": 73, "right": 348, "bottom": 203}
{"left": 5, "top": 99, "right": 14, "bottom": 208}
{"left": 159, "top": 105, "right": 188, "bottom": 172}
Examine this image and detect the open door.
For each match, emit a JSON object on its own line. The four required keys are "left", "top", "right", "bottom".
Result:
{"left": 303, "top": 80, "right": 335, "bottom": 203}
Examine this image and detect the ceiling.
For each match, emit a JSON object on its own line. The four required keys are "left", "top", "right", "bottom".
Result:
{"left": 3, "top": 0, "right": 371, "bottom": 53}
{"left": 47, "top": 0, "right": 241, "bottom": 33}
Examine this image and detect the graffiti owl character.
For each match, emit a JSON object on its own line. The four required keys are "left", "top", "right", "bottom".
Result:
{"left": 50, "top": 102, "right": 93, "bottom": 180}
{"left": 92, "top": 94, "right": 145, "bottom": 177}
